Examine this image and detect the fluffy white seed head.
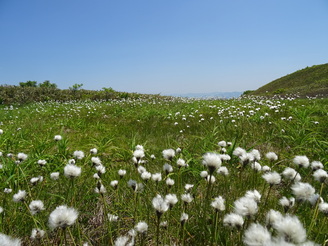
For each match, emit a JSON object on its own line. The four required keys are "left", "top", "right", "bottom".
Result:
{"left": 166, "top": 178, "right": 175, "bottom": 187}
{"left": 262, "top": 171, "right": 281, "bottom": 185}
{"left": 245, "top": 190, "right": 261, "bottom": 203}
{"left": 177, "top": 158, "right": 187, "bottom": 167}
{"left": 265, "top": 152, "right": 278, "bottom": 161}
{"left": 233, "top": 147, "right": 247, "bottom": 157}
{"left": 202, "top": 152, "right": 222, "bottom": 174}
{"left": 73, "top": 150, "right": 85, "bottom": 160}
{"left": 13, "top": 190, "right": 27, "bottom": 202}
{"left": 291, "top": 182, "right": 315, "bottom": 201}
{"left": 162, "top": 149, "right": 175, "bottom": 161}
{"left": 310, "top": 161, "right": 324, "bottom": 170}
{"left": 30, "top": 228, "right": 45, "bottom": 240}
{"left": 313, "top": 169, "right": 328, "bottom": 183}
{"left": 152, "top": 195, "right": 169, "bottom": 214}
{"left": 29, "top": 200, "right": 45, "bottom": 215}
{"left": 54, "top": 135, "right": 62, "bottom": 141}
{"left": 234, "top": 197, "right": 258, "bottom": 217}
{"left": 223, "top": 213, "right": 244, "bottom": 229}
{"left": 0, "top": 233, "right": 21, "bottom": 246}
{"left": 243, "top": 223, "right": 272, "bottom": 246}
{"left": 211, "top": 196, "right": 225, "bottom": 211}
{"left": 64, "top": 164, "right": 81, "bottom": 178}
{"left": 293, "top": 155, "right": 310, "bottom": 168}
{"left": 181, "top": 193, "right": 193, "bottom": 203}
{"left": 50, "top": 172, "right": 60, "bottom": 180}
{"left": 282, "top": 167, "right": 301, "bottom": 182}
{"left": 135, "top": 221, "right": 148, "bottom": 234}
{"left": 48, "top": 205, "right": 78, "bottom": 229}
{"left": 217, "top": 166, "right": 229, "bottom": 176}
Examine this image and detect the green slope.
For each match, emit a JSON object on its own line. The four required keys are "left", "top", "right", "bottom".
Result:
{"left": 250, "top": 63, "right": 328, "bottom": 97}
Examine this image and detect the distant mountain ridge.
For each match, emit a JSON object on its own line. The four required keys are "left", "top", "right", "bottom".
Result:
{"left": 166, "top": 91, "right": 243, "bottom": 99}
{"left": 249, "top": 63, "right": 328, "bottom": 97}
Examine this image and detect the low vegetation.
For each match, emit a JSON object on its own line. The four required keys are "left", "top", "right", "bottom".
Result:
{"left": 0, "top": 93, "right": 327, "bottom": 245}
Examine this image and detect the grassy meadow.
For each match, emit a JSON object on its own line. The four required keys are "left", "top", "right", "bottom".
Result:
{"left": 0, "top": 94, "right": 327, "bottom": 245}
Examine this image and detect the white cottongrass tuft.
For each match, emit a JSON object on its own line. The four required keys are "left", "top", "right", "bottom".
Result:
{"left": 166, "top": 177, "right": 175, "bottom": 187}
{"left": 110, "top": 180, "right": 118, "bottom": 189}
{"left": 211, "top": 196, "right": 225, "bottom": 211}
{"left": 163, "top": 163, "right": 173, "bottom": 173}
{"left": 29, "top": 200, "right": 45, "bottom": 215}
{"left": 90, "top": 148, "right": 98, "bottom": 154}
{"left": 181, "top": 193, "right": 193, "bottom": 204}
{"left": 184, "top": 184, "right": 194, "bottom": 191}
{"left": 165, "top": 194, "right": 178, "bottom": 208}
{"left": 282, "top": 167, "right": 301, "bottom": 182}
{"left": 279, "top": 196, "right": 295, "bottom": 212}
{"left": 64, "top": 164, "right": 81, "bottom": 178}
{"left": 200, "top": 170, "right": 208, "bottom": 178}
{"left": 30, "top": 228, "right": 45, "bottom": 240}
{"left": 318, "top": 202, "right": 328, "bottom": 215}
{"left": 135, "top": 221, "right": 148, "bottom": 234}
{"left": 217, "top": 166, "right": 229, "bottom": 176}
{"left": 13, "top": 190, "right": 27, "bottom": 202}
{"left": 54, "top": 135, "right": 62, "bottom": 141}
{"left": 180, "top": 212, "right": 189, "bottom": 225}
{"left": 48, "top": 205, "right": 78, "bottom": 229}
{"left": 266, "top": 209, "right": 283, "bottom": 227}
{"left": 310, "top": 161, "right": 324, "bottom": 170}
{"left": 50, "top": 172, "right": 60, "bottom": 180}
{"left": 17, "top": 153, "right": 28, "bottom": 162}
{"left": 162, "top": 149, "right": 175, "bottom": 161}
{"left": 262, "top": 165, "right": 271, "bottom": 172}
{"left": 272, "top": 214, "right": 307, "bottom": 244}
{"left": 233, "top": 197, "right": 258, "bottom": 217}
{"left": 243, "top": 223, "right": 272, "bottom": 246}
{"left": 133, "top": 149, "right": 145, "bottom": 161}
{"left": 251, "top": 162, "right": 262, "bottom": 172}
{"left": 37, "top": 159, "right": 47, "bottom": 167}
{"left": 108, "top": 213, "right": 119, "bottom": 222}
{"left": 245, "top": 190, "right": 261, "bottom": 203}
{"left": 202, "top": 152, "right": 222, "bottom": 174}
{"left": 293, "top": 155, "right": 310, "bottom": 168}
{"left": 73, "top": 150, "right": 85, "bottom": 160}
{"left": 233, "top": 147, "right": 247, "bottom": 157}
{"left": 118, "top": 169, "right": 127, "bottom": 177}
{"left": 291, "top": 182, "right": 315, "bottom": 202}
{"left": 250, "top": 149, "right": 261, "bottom": 161}
{"left": 152, "top": 195, "right": 169, "bottom": 215}
{"left": 151, "top": 173, "right": 162, "bottom": 182}
{"left": 313, "top": 169, "right": 328, "bottom": 183}
{"left": 91, "top": 157, "right": 102, "bottom": 166}
{"left": 218, "top": 140, "right": 227, "bottom": 147}
{"left": 265, "top": 152, "right": 278, "bottom": 161}
{"left": 262, "top": 171, "right": 281, "bottom": 185}
{"left": 0, "top": 233, "right": 21, "bottom": 246}
{"left": 223, "top": 213, "right": 244, "bottom": 229}
{"left": 141, "top": 171, "right": 151, "bottom": 181}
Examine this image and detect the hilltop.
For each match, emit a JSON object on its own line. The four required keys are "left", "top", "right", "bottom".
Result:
{"left": 247, "top": 63, "right": 328, "bottom": 97}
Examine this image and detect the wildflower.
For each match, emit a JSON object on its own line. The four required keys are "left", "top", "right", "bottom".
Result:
{"left": 90, "top": 148, "right": 98, "bottom": 154}
{"left": 234, "top": 197, "right": 258, "bottom": 217}
{"left": 163, "top": 163, "right": 173, "bottom": 174}
{"left": 293, "top": 155, "right": 310, "bottom": 168}
{"left": 135, "top": 221, "right": 148, "bottom": 234}
{"left": 30, "top": 228, "right": 45, "bottom": 240}
{"left": 250, "top": 149, "right": 261, "bottom": 161}
{"left": 151, "top": 173, "right": 162, "bottom": 182}
{"left": 17, "top": 153, "right": 28, "bottom": 162}
{"left": 166, "top": 177, "right": 175, "bottom": 187}
{"left": 266, "top": 209, "right": 283, "bottom": 228}
{"left": 73, "top": 150, "right": 85, "bottom": 160}
{"left": 318, "top": 202, "right": 328, "bottom": 216}
{"left": 110, "top": 180, "right": 118, "bottom": 189}
{"left": 202, "top": 152, "right": 222, "bottom": 174}
{"left": 114, "top": 235, "right": 130, "bottom": 246}
{"left": 54, "top": 135, "right": 62, "bottom": 141}
{"left": 200, "top": 170, "right": 208, "bottom": 178}
{"left": 30, "top": 176, "right": 43, "bottom": 185}
{"left": 94, "top": 182, "right": 107, "bottom": 194}
{"left": 50, "top": 172, "right": 60, "bottom": 180}
{"left": 141, "top": 171, "right": 151, "bottom": 181}
{"left": 239, "top": 153, "right": 255, "bottom": 166}
{"left": 181, "top": 193, "right": 193, "bottom": 204}
{"left": 219, "top": 154, "right": 231, "bottom": 161}
{"left": 108, "top": 213, "right": 119, "bottom": 222}
{"left": 262, "top": 165, "right": 271, "bottom": 172}
{"left": 118, "top": 169, "right": 127, "bottom": 178}
{"left": 133, "top": 149, "right": 145, "bottom": 162}
{"left": 233, "top": 147, "right": 247, "bottom": 157}
{"left": 48, "top": 205, "right": 78, "bottom": 229}
{"left": 95, "top": 164, "right": 106, "bottom": 174}
{"left": 176, "top": 147, "right": 182, "bottom": 153}
{"left": 152, "top": 195, "right": 169, "bottom": 216}
{"left": 310, "top": 161, "right": 324, "bottom": 170}
{"left": 282, "top": 167, "right": 301, "bottom": 182}
{"left": 177, "top": 158, "right": 187, "bottom": 168}
{"left": 37, "top": 159, "right": 47, "bottom": 167}
{"left": 223, "top": 213, "right": 244, "bottom": 229}
{"left": 207, "top": 175, "right": 216, "bottom": 183}
{"left": 4, "top": 188, "right": 12, "bottom": 193}
{"left": 272, "top": 214, "right": 307, "bottom": 244}
{"left": 180, "top": 212, "right": 189, "bottom": 226}
{"left": 217, "top": 166, "right": 229, "bottom": 176}
{"left": 135, "top": 145, "right": 144, "bottom": 151}
{"left": 162, "top": 149, "right": 175, "bottom": 161}
{"left": 243, "top": 223, "right": 272, "bottom": 246}
{"left": 13, "top": 190, "right": 27, "bottom": 202}
{"left": 150, "top": 154, "right": 156, "bottom": 159}
{"left": 160, "top": 221, "right": 168, "bottom": 228}
{"left": 313, "top": 169, "right": 328, "bottom": 183}
{"left": 0, "top": 129, "right": 3, "bottom": 134}
{"left": 68, "top": 159, "right": 76, "bottom": 165}
{"left": 165, "top": 194, "right": 178, "bottom": 208}
{"left": 291, "top": 182, "right": 315, "bottom": 202}
{"left": 0, "top": 207, "right": 3, "bottom": 214}
{"left": 64, "top": 164, "right": 81, "bottom": 178}
{"left": 137, "top": 165, "right": 147, "bottom": 174}
{"left": 218, "top": 140, "right": 227, "bottom": 147}
{"left": 279, "top": 197, "right": 295, "bottom": 212}
{"left": 245, "top": 190, "right": 261, "bottom": 203}
{"left": 184, "top": 184, "right": 194, "bottom": 191}
{"left": 262, "top": 171, "right": 281, "bottom": 185}
{"left": 29, "top": 200, "right": 45, "bottom": 215}
{"left": 0, "top": 233, "right": 21, "bottom": 246}
{"left": 308, "top": 194, "right": 322, "bottom": 206}
{"left": 91, "top": 157, "right": 102, "bottom": 166}
{"left": 265, "top": 152, "right": 278, "bottom": 161}
{"left": 211, "top": 196, "right": 225, "bottom": 211}
{"left": 251, "top": 162, "right": 262, "bottom": 172}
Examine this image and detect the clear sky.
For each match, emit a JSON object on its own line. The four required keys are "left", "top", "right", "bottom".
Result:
{"left": 1, "top": 0, "right": 327, "bottom": 94}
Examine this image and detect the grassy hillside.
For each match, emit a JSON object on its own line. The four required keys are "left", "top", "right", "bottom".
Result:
{"left": 249, "top": 63, "right": 328, "bottom": 97}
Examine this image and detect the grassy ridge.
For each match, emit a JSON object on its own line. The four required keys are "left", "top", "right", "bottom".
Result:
{"left": 249, "top": 63, "right": 328, "bottom": 97}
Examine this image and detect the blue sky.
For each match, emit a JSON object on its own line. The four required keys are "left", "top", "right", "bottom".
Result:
{"left": 1, "top": 0, "right": 327, "bottom": 94}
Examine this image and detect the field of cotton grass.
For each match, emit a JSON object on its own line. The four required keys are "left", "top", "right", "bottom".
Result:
{"left": 0, "top": 95, "right": 327, "bottom": 245}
